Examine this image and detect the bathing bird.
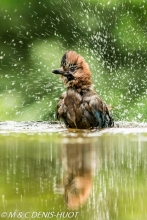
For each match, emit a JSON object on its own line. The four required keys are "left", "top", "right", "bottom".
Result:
{"left": 52, "top": 51, "right": 114, "bottom": 129}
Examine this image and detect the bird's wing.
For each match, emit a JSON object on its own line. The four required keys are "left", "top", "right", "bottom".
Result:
{"left": 83, "top": 94, "right": 114, "bottom": 128}
{"left": 57, "top": 92, "right": 67, "bottom": 121}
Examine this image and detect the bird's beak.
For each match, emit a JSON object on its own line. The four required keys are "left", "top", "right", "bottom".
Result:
{"left": 52, "top": 68, "right": 65, "bottom": 75}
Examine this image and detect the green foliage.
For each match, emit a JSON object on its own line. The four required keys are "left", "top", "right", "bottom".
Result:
{"left": 0, "top": 0, "right": 147, "bottom": 121}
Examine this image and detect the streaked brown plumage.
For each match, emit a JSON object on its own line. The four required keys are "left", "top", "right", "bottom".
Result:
{"left": 52, "top": 51, "right": 114, "bottom": 129}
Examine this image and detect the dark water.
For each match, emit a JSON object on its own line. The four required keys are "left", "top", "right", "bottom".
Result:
{"left": 0, "top": 131, "right": 147, "bottom": 220}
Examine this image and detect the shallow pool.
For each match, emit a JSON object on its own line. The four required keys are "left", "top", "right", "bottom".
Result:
{"left": 0, "top": 129, "right": 147, "bottom": 220}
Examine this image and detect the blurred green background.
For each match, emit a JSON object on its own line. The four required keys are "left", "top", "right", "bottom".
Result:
{"left": 1, "top": 0, "right": 147, "bottom": 121}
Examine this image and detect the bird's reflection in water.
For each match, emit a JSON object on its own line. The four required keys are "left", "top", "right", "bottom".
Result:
{"left": 61, "top": 138, "right": 96, "bottom": 210}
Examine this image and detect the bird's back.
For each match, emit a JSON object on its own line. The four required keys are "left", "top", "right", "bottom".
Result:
{"left": 57, "top": 88, "right": 114, "bottom": 129}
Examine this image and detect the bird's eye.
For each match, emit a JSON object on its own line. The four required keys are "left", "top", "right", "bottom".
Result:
{"left": 69, "top": 66, "right": 75, "bottom": 72}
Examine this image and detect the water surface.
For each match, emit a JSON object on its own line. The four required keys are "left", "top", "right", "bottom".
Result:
{"left": 0, "top": 130, "right": 147, "bottom": 220}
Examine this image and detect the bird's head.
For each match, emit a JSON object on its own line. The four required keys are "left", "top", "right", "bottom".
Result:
{"left": 52, "top": 51, "right": 93, "bottom": 90}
